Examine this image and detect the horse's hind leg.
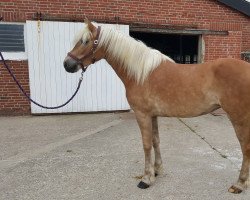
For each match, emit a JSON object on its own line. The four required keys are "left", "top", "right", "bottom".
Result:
{"left": 228, "top": 123, "right": 250, "bottom": 194}
{"left": 152, "top": 117, "right": 163, "bottom": 176}
{"left": 135, "top": 111, "right": 155, "bottom": 189}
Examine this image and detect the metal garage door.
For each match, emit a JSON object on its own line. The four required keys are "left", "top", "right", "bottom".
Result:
{"left": 26, "top": 21, "right": 130, "bottom": 114}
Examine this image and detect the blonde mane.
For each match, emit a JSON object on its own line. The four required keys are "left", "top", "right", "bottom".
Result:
{"left": 77, "top": 24, "right": 174, "bottom": 84}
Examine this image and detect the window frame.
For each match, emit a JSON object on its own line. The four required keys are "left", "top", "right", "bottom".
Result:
{"left": 0, "top": 22, "right": 27, "bottom": 61}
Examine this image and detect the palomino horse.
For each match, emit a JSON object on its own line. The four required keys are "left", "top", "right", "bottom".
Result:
{"left": 64, "top": 20, "right": 250, "bottom": 194}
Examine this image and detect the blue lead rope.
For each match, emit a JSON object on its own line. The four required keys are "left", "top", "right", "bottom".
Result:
{"left": 0, "top": 52, "right": 83, "bottom": 109}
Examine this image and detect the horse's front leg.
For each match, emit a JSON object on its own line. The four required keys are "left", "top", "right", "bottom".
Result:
{"left": 152, "top": 116, "right": 163, "bottom": 176}
{"left": 135, "top": 111, "right": 155, "bottom": 189}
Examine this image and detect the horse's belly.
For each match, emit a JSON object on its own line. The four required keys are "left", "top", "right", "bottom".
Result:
{"left": 151, "top": 95, "right": 220, "bottom": 117}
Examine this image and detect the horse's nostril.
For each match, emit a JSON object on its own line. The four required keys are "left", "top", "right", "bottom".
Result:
{"left": 64, "top": 61, "right": 68, "bottom": 69}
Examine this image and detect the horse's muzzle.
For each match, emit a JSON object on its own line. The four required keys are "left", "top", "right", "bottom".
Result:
{"left": 63, "top": 58, "right": 79, "bottom": 73}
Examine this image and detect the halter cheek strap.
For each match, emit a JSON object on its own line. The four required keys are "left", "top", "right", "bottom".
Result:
{"left": 67, "top": 26, "right": 101, "bottom": 70}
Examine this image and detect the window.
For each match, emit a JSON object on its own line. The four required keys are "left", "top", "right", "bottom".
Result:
{"left": 0, "top": 23, "right": 27, "bottom": 60}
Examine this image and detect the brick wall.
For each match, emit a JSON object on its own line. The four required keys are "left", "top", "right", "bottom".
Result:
{"left": 0, "top": 0, "right": 249, "bottom": 115}
{"left": 204, "top": 31, "right": 243, "bottom": 61}
{"left": 0, "top": 61, "right": 30, "bottom": 115}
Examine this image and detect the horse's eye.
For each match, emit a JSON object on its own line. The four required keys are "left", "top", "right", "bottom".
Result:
{"left": 81, "top": 39, "right": 89, "bottom": 45}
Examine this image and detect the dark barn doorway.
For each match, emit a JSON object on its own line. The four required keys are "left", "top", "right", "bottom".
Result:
{"left": 130, "top": 31, "right": 200, "bottom": 64}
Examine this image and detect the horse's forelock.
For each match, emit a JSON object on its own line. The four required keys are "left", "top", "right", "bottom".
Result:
{"left": 72, "top": 25, "right": 90, "bottom": 46}
{"left": 73, "top": 22, "right": 98, "bottom": 47}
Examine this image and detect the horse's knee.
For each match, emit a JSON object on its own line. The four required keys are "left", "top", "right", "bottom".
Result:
{"left": 143, "top": 143, "right": 152, "bottom": 152}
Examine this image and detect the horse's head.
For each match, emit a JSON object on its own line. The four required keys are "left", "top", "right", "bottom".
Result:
{"left": 63, "top": 20, "right": 103, "bottom": 73}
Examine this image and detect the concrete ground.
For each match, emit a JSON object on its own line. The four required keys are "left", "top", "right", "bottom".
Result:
{"left": 0, "top": 112, "right": 249, "bottom": 200}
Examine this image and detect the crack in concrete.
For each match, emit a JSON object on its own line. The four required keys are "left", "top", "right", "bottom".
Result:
{"left": 177, "top": 118, "right": 239, "bottom": 169}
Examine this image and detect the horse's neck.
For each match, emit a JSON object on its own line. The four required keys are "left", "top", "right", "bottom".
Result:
{"left": 105, "top": 55, "right": 134, "bottom": 87}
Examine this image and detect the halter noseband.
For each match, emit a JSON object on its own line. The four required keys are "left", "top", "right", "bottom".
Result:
{"left": 67, "top": 26, "right": 101, "bottom": 72}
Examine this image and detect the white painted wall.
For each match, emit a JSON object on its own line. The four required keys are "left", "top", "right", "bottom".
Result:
{"left": 26, "top": 21, "right": 130, "bottom": 114}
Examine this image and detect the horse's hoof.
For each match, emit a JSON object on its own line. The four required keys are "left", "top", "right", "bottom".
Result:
{"left": 228, "top": 185, "right": 243, "bottom": 194}
{"left": 137, "top": 181, "right": 150, "bottom": 189}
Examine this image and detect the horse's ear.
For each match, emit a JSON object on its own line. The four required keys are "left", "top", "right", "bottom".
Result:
{"left": 85, "top": 19, "right": 96, "bottom": 33}
{"left": 84, "top": 17, "right": 89, "bottom": 24}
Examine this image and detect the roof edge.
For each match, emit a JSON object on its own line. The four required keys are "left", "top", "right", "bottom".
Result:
{"left": 217, "top": 0, "right": 250, "bottom": 17}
